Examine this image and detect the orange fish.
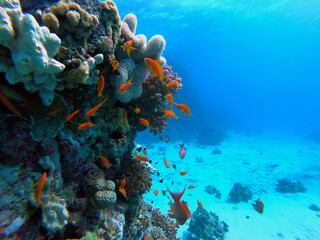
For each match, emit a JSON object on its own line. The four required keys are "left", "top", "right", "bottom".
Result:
{"left": 180, "top": 171, "right": 188, "bottom": 176}
{"left": 108, "top": 109, "right": 116, "bottom": 112}
{"left": 135, "top": 107, "right": 140, "bottom": 114}
{"left": 112, "top": 60, "right": 119, "bottom": 73}
{"left": 164, "top": 158, "right": 170, "bottom": 168}
{"left": 167, "top": 80, "right": 181, "bottom": 90}
{"left": 172, "top": 222, "right": 177, "bottom": 229}
{"left": 144, "top": 58, "right": 168, "bottom": 83}
{"left": 174, "top": 103, "right": 191, "bottom": 118}
{"left": 142, "top": 148, "right": 147, "bottom": 155}
{"left": 252, "top": 197, "right": 264, "bottom": 214}
{"left": 67, "top": 98, "right": 74, "bottom": 108}
{"left": 119, "top": 179, "right": 127, "bottom": 198}
{"left": 121, "top": 40, "right": 138, "bottom": 59}
{"left": 197, "top": 200, "right": 203, "bottom": 209}
{"left": 100, "top": 65, "right": 109, "bottom": 75}
{"left": 144, "top": 236, "right": 150, "bottom": 240}
{"left": 49, "top": 108, "right": 63, "bottom": 116}
{"left": 140, "top": 118, "right": 150, "bottom": 127}
{"left": 78, "top": 122, "right": 96, "bottom": 130}
{"left": 154, "top": 189, "right": 159, "bottom": 196}
{"left": 97, "top": 75, "right": 105, "bottom": 98}
{"left": 118, "top": 76, "right": 133, "bottom": 93}
{"left": 133, "top": 152, "right": 149, "bottom": 162}
{"left": 84, "top": 97, "right": 108, "bottom": 118}
{"left": 98, "top": 154, "right": 109, "bottom": 169}
{"left": 159, "top": 107, "right": 178, "bottom": 119}
{"left": 65, "top": 108, "right": 82, "bottom": 123}
{"left": 164, "top": 93, "right": 174, "bottom": 108}
{"left": 122, "top": 109, "right": 127, "bottom": 124}
{"left": 187, "top": 185, "right": 196, "bottom": 189}
{"left": 167, "top": 185, "right": 191, "bottom": 225}
{"left": 35, "top": 172, "right": 47, "bottom": 207}
{"left": 141, "top": 219, "right": 147, "bottom": 225}
{"left": 0, "top": 89, "right": 31, "bottom": 122}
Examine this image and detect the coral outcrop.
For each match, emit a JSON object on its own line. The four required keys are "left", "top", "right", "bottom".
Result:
{"left": 228, "top": 183, "right": 252, "bottom": 203}
{"left": 0, "top": 0, "right": 65, "bottom": 106}
{"left": 275, "top": 178, "right": 307, "bottom": 193}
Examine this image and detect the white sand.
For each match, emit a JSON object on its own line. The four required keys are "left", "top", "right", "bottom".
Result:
{"left": 143, "top": 132, "right": 320, "bottom": 240}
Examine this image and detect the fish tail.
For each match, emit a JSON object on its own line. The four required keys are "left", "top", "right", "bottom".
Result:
{"left": 166, "top": 184, "right": 186, "bottom": 202}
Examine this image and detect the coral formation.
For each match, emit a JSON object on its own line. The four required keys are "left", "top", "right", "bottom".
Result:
{"left": 228, "top": 183, "right": 252, "bottom": 203}
{"left": 275, "top": 178, "right": 307, "bottom": 193}
{"left": 205, "top": 185, "right": 222, "bottom": 199}
{"left": 0, "top": 0, "right": 65, "bottom": 106}
{"left": 188, "top": 208, "right": 229, "bottom": 240}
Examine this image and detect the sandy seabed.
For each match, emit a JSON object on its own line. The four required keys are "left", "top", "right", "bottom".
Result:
{"left": 143, "top": 132, "right": 320, "bottom": 240}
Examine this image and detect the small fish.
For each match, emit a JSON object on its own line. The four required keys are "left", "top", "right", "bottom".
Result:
{"left": 0, "top": 89, "right": 31, "bottom": 122}
{"left": 100, "top": 65, "right": 109, "bottom": 75}
{"left": 252, "top": 197, "right": 264, "bottom": 214}
{"left": 35, "top": 172, "right": 47, "bottom": 207}
{"left": 157, "top": 236, "right": 166, "bottom": 240}
{"left": 112, "top": 60, "right": 119, "bottom": 73}
{"left": 65, "top": 108, "right": 82, "bottom": 123}
{"left": 48, "top": 108, "right": 63, "bottom": 116}
{"left": 98, "top": 154, "right": 109, "bottom": 169}
{"left": 197, "top": 200, "right": 203, "bottom": 209}
{"left": 149, "top": 160, "right": 152, "bottom": 164}
{"left": 159, "top": 107, "right": 178, "bottom": 120}
{"left": 67, "top": 98, "right": 74, "bottom": 108}
{"left": 140, "top": 118, "right": 150, "bottom": 127}
{"left": 144, "top": 58, "right": 168, "bottom": 83}
{"left": 171, "top": 181, "right": 174, "bottom": 185}
{"left": 142, "top": 148, "right": 147, "bottom": 155}
{"left": 158, "top": 136, "right": 163, "bottom": 141}
{"left": 172, "top": 222, "right": 177, "bottom": 229}
{"left": 118, "top": 76, "right": 133, "bottom": 93}
{"left": 108, "top": 109, "right": 117, "bottom": 112}
{"left": 165, "top": 136, "right": 170, "bottom": 143}
{"left": 167, "top": 80, "right": 181, "bottom": 90}
{"left": 119, "top": 179, "right": 127, "bottom": 198}
{"left": 144, "top": 236, "right": 150, "bottom": 240}
{"left": 141, "top": 219, "right": 147, "bottom": 225}
{"left": 122, "top": 109, "right": 127, "bottom": 124}
{"left": 162, "top": 190, "right": 166, "bottom": 196}
{"left": 159, "top": 178, "right": 163, "bottom": 183}
{"left": 97, "top": 75, "right": 105, "bottom": 98}
{"left": 133, "top": 152, "right": 149, "bottom": 162}
{"left": 154, "top": 189, "right": 159, "bottom": 196}
{"left": 151, "top": 201, "right": 154, "bottom": 204}
{"left": 78, "top": 122, "right": 96, "bottom": 130}
{"left": 179, "top": 143, "right": 186, "bottom": 159}
{"left": 172, "top": 164, "right": 177, "bottom": 170}
{"left": 180, "top": 171, "right": 188, "bottom": 176}
{"left": 135, "top": 107, "right": 140, "bottom": 114}
{"left": 121, "top": 40, "right": 138, "bottom": 59}
{"left": 155, "top": 162, "right": 158, "bottom": 165}
{"left": 164, "top": 93, "right": 174, "bottom": 108}
{"left": 188, "top": 185, "right": 196, "bottom": 189}
{"left": 157, "top": 171, "right": 160, "bottom": 176}
{"left": 167, "top": 185, "right": 191, "bottom": 225}
{"left": 164, "top": 158, "right": 170, "bottom": 168}
{"left": 175, "top": 103, "right": 191, "bottom": 118}
{"left": 85, "top": 97, "right": 109, "bottom": 118}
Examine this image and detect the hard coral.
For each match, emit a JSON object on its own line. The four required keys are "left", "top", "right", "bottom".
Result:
{"left": 117, "top": 156, "right": 152, "bottom": 199}
{"left": 151, "top": 208, "right": 179, "bottom": 240}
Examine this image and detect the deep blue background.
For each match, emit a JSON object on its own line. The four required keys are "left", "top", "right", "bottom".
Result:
{"left": 113, "top": 0, "right": 320, "bottom": 139}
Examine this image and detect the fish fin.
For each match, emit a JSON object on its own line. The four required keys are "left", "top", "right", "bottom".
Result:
{"left": 166, "top": 184, "right": 186, "bottom": 202}
{"left": 168, "top": 213, "right": 175, "bottom": 219}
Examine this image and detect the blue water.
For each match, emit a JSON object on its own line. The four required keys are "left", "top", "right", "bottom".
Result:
{"left": 115, "top": 0, "right": 320, "bottom": 135}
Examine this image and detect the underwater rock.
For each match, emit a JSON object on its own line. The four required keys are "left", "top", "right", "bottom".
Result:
{"left": 205, "top": 185, "right": 221, "bottom": 199}
{"left": 188, "top": 207, "right": 229, "bottom": 240}
{"left": 228, "top": 183, "right": 252, "bottom": 203}
{"left": 275, "top": 178, "right": 307, "bottom": 193}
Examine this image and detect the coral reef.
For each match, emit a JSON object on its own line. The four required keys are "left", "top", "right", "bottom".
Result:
{"left": 0, "top": 0, "right": 65, "bottom": 106}
{"left": 228, "top": 183, "right": 252, "bottom": 203}
{"left": 188, "top": 208, "right": 229, "bottom": 240}
{"left": 275, "top": 178, "right": 307, "bottom": 193}
{"left": 205, "top": 185, "right": 222, "bottom": 199}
